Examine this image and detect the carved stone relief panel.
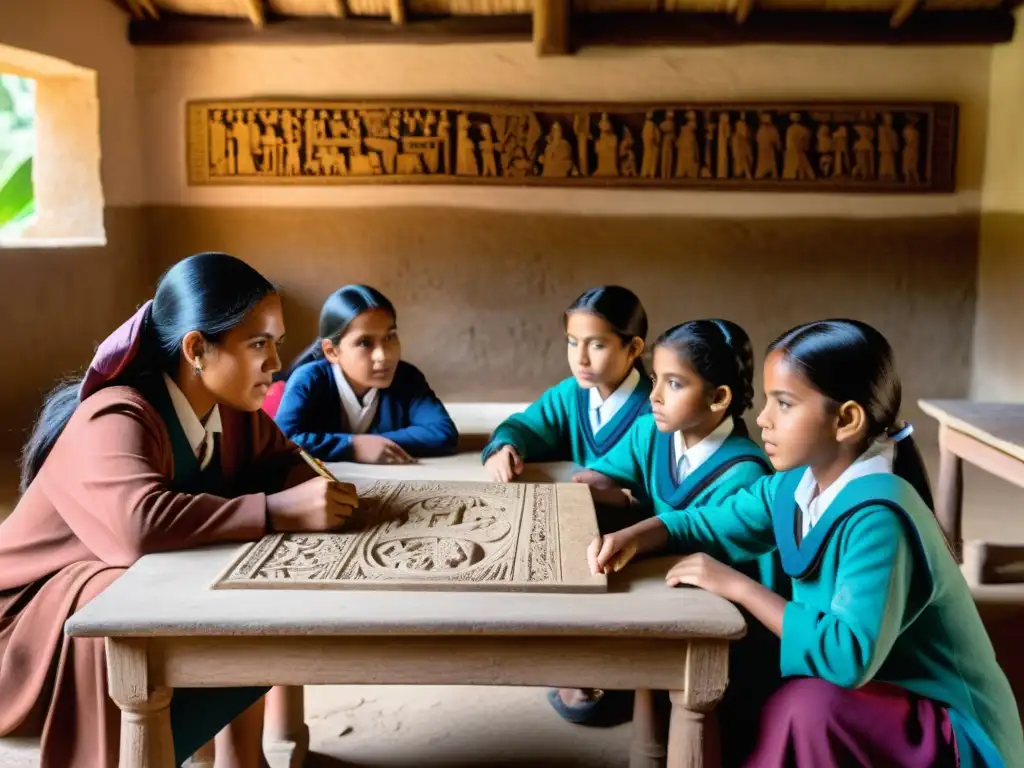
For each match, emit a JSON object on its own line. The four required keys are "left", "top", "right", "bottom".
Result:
{"left": 213, "top": 480, "right": 606, "bottom": 593}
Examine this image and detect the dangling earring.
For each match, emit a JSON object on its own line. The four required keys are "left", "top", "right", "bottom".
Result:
{"left": 194, "top": 360, "right": 203, "bottom": 376}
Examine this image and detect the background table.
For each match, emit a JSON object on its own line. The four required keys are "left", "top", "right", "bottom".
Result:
{"left": 919, "top": 399, "right": 1024, "bottom": 582}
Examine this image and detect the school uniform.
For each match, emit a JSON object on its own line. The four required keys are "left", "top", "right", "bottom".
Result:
{"left": 275, "top": 358, "right": 459, "bottom": 462}
{"left": 659, "top": 443, "right": 1024, "bottom": 768}
{"left": 0, "top": 372, "right": 311, "bottom": 768}
{"left": 481, "top": 368, "right": 652, "bottom": 468}
{"left": 584, "top": 415, "right": 786, "bottom": 761}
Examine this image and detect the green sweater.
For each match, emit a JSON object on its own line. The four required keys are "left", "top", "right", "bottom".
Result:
{"left": 588, "top": 414, "right": 784, "bottom": 594}
{"left": 481, "top": 374, "right": 652, "bottom": 468}
{"left": 659, "top": 470, "right": 1024, "bottom": 768}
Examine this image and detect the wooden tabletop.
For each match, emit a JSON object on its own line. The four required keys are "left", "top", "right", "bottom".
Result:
{"left": 326, "top": 456, "right": 579, "bottom": 484}
{"left": 64, "top": 548, "right": 745, "bottom": 641}
{"left": 918, "top": 399, "right": 1024, "bottom": 463}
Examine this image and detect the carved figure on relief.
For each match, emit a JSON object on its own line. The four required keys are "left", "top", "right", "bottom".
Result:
{"left": 640, "top": 111, "right": 661, "bottom": 179}
{"left": 231, "top": 110, "right": 258, "bottom": 175}
{"left": 330, "top": 110, "right": 346, "bottom": 139}
{"left": 388, "top": 110, "right": 402, "bottom": 141}
{"left": 594, "top": 112, "right": 619, "bottom": 177}
{"left": 782, "top": 113, "right": 815, "bottom": 181}
{"left": 438, "top": 111, "right": 451, "bottom": 174}
{"left": 301, "top": 110, "right": 316, "bottom": 173}
{"left": 316, "top": 110, "right": 329, "bottom": 142}
{"left": 715, "top": 112, "right": 731, "bottom": 179}
{"left": 619, "top": 128, "right": 638, "bottom": 177}
{"left": 755, "top": 113, "right": 781, "bottom": 180}
{"left": 701, "top": 114, "right": 715, "bottom": 178}
{"left": 731, "top": 115, "right": 753, "bottom": 180}
{"left": 816, "top": 123, "right": 833, "bottom": 177}
{"left": 540, "top": 122, "right": 575, "bottom": 178}
{"left": 852, "top": 123, "right": 876, "bottom": 180}
{"left": 209, "top": 110, "right": 228, "bottom": 176}
{"left": 456, "top": 113, "right": 480, "bottom": 176}
{"left": 902, "top": 115, "right": 921, "bottom": 184}
{"left": 833, "top": 124, "right": 850, "bottom": 177}
{"left": 659, "top": 110, "right": 676, "bottom": 180}
{"left": 574, "top": 113, "right": 592, "bottom": 177}
{"left": 877, "top": 112, "right": 899, "bottom": 181}
{"left": 479, "top": 124, "right": 499, "bottom": 177}
{"left": 675, "top": 110, "right": 700, "bottom": 179}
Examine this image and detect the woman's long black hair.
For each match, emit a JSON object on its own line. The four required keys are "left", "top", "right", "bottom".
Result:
{"left": 20, "top": 252, "right": 277, "bottom": 493}
{"left": 768, "top": 319, "right": 934, "bottom": 511}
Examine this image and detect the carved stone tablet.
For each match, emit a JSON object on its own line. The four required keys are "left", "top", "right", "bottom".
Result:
{"left": 212, "top": 480, "right": 607, "bottom": 593}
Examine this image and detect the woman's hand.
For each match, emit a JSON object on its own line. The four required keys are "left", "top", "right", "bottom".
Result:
{"left": 351, "top": 435, "right": 417, "bottom": 465}
{"left": 664, "top": 553, "right": 749, "bottom": 602}
{"left": 485, "top": 445, "right": 523, "bottom": 483}
{"left": 266, "top": 477, "right": 358, "bottom": 532}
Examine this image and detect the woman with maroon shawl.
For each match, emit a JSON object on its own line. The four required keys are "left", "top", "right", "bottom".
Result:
{"left": 0, "top": 252, "right": 357, "bottom": 767}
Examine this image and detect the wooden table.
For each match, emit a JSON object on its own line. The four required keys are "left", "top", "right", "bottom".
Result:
{"left": 65, "top": 542, "right": 744, "bottom": 768}
{"left": 919, "top": 400, "right": 1024, "bottom": 582}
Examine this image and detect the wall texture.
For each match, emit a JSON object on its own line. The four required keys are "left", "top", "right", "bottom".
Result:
{"left": 975, "top": 9, "right": 1024, "bottom": 402}
{"left": 136, "top": 41, "right": 991, "bottom": 446}
{"left": 146, "top": 207, "right": 978, "bottom": 445}
{"left": 0, "top": 0, "right": 148, "bottom": 448}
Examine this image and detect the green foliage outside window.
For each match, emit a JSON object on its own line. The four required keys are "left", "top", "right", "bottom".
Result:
{"left": 0, "top": 74, "right": 35, "bottom": 238}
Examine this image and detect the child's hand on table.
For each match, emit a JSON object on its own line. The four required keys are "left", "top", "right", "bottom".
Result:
{"left": 485, "top": 445, "right": 523, "bottom": 482}
{"left": 351, "top": 435, "right": 417, "bottom": 465}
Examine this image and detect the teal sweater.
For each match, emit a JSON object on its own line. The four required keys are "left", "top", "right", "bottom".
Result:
{"left": 589, "top": 414, "right": 784, "bottom": 594}
{"left": 659, "top": 470, "right": 1024, "bottom": 768}
{"left": 481, "top": 374, "right": 652, "bottom": 468}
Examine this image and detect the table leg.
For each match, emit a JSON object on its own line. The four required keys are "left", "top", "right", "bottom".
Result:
{"left": 666, "top": 641, "right": 728, "bottom": 768}
{"left": 937, "top": 425, "right": 965, "bottom": 562}
{"left": 264, "top": 685, "right": 309, "bottom": 768}
{"left": 106, "top": 639, "right": 176, "bottom": 768}
{"left": 630, "top": 689, "right": 667, "bottom": 768}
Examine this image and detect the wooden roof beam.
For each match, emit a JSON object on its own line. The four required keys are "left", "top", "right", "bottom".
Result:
{"left": 119, "top": 0, "right": 159, "bottom": 19}
{"left": 243, "top": 0, "right": 265, "bottom": 27}
{"left": 534, "top": 0, "right": 570, "bottom": 55}
{"left": 126, "top": 9, "right": 1016, "bottom": 47}
{"left": 327, "top": 0, "right": 348, "bottom": 18}
{"left": 891, "top": 0, "right": 922, "bottom": 27}
{"left": 390, "top": 0, "right": 408, "bottom": 24}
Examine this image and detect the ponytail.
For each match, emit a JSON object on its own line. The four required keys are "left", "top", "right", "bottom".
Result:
{"left": 888, "top": 423, "right": 935, "bottom": 512}
{"left": 19, "top": 380, "right": 82, "bottom": 494}
{"left": 282, "top": 340, "right": 325, "bottom": 381}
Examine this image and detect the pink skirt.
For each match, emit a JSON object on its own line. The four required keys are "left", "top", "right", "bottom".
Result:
{"left": 742, "top": 677, "right": 958, "bottom": 768}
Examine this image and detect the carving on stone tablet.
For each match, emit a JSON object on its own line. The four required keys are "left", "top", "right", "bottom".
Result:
{"left": 213, "top": 480, "right": 605, "bottom": 593}
{"left": 187, "top": 100, "right": 957, "bottom": 192}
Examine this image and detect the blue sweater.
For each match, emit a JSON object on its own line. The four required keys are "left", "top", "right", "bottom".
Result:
{"left": 274, "top": 358, "right": 459, "bottom": 462}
